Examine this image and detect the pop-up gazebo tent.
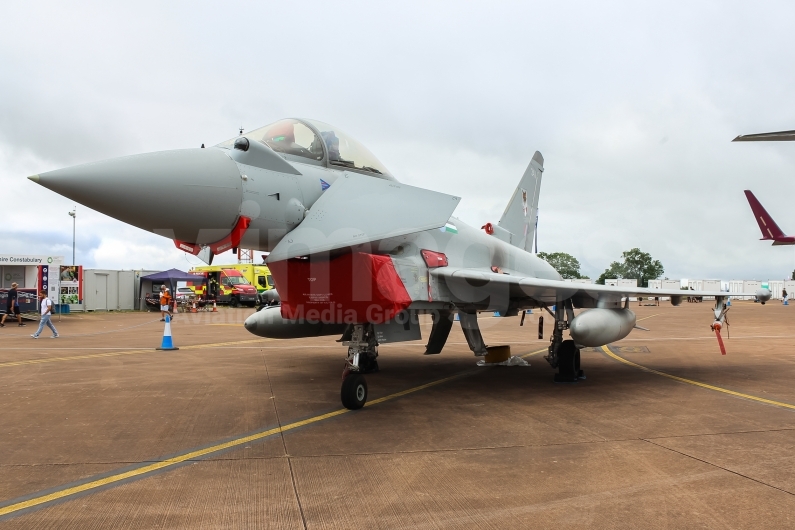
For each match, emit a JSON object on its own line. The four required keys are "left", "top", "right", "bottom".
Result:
{"left": 140, "top": 268, "right": 203, "bottom": 310}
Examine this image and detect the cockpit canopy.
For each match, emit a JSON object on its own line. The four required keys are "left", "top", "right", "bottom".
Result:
{"left": 218, "top": 118, "right": 392, "bottom": 177}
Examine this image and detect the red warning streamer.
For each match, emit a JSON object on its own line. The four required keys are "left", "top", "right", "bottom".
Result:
{"left": 715, "top": 329, "right": 726, "bottom": 355}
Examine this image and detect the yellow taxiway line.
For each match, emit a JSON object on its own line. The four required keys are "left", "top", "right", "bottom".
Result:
{"left": 0, "top": 339, "right": 270, "bottom": 369}
{"left": 0, "top": 348, "right": 547, "bottom": 518}
{"left": 601, "top": 345, "right": 795, "bottom": 411}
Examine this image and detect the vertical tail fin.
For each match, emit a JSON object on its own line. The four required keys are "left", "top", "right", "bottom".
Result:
{"left": 497, "top": 151, "right": 544, "bottom": 252}
{"left": 744, "top": 190, "right": 788, "bottom": 240}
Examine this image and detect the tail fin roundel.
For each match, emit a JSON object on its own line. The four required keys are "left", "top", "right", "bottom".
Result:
{"left": 497, "top": 151, "right": 544, "bottom": 252}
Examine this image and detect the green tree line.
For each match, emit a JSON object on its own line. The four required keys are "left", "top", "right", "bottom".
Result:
{"left": 536, "top": 248, "right": 664, "bottom": 287}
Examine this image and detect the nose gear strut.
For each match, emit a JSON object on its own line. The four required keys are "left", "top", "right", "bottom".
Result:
{"left": 340, "top": 324, "right": 379, "bottom": 409}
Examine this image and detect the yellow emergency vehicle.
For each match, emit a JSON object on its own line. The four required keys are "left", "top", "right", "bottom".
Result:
{"left": 189, "top": 264, "right": 274, "bottom": 307}
{"left": 191, "top": 264, "right": 274, "bottom": 293}
{"left": 186, "top": 268, "right": 257, "bottom": 307}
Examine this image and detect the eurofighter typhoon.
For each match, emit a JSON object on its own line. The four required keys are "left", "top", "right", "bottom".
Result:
{"left": 29, "top": 118, "right": 731, "bottom": 409}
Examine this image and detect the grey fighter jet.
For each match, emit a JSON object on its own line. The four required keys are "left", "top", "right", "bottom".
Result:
{"left": 30, "top": 118, "right": 731, "bottom": 409}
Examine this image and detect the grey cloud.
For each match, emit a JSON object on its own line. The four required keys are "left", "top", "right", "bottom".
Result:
{"left": 1, "top": 1, "right": 794, "bottom": 280}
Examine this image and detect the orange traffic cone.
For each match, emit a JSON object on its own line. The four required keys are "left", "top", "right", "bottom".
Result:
{"left": 191, "top": 301, "right": 198, "bottom": 313}
{"left": 173, "top": 299, "right": 178, "bottom": 314}
{"left": 212, "top": 300, "right": 218, "bottom": 312}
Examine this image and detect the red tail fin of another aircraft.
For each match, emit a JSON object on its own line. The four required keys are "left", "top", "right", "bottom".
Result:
{"left": 744, "top": 190, "right": 795, "bottom": 245}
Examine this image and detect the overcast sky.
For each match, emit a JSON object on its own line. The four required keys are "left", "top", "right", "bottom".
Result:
{"left": 1, "top": 1, "right": 794, "bottom": 280}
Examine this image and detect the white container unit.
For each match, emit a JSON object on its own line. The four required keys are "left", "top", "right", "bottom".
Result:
{"left": 786, "top": 280, "right": 795, "bottom": 299}
{"left": 83, "top": 269, "right": 139, "bottom": 311}
{"left": 701, "top": 280, "right": 721, "bottom": 300}
{"left": 743, "top": 280, "right": 762, "bottom": 302}
{"left": 617, "top": 279, "right": 638, "bottom": 301}
{"left": 729, "top": 280, "right": 746, "bottom": 299}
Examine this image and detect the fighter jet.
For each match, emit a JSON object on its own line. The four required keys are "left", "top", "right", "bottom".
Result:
{"left": 29, "top": 118, "right": 731, "bottom": 409}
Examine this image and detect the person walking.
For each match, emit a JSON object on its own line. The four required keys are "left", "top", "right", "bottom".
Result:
{"left": 1, "top": 282, "right": 25, "bottom": 327}
{"left": 783, "top": 288, "right": 789, "bottom": 305}
{"left": 159, "top": 285, "right": 173, "bottom": 321}
{"left": 31, "top": 290, "right": 58, "bottom": 339}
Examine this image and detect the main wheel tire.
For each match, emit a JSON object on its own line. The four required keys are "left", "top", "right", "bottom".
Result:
{"left": 574, "top": 348, "right": 585, "bottom": 379}
{"left": 341, "top": 373, "right": 368, "bottom": 410}
{"left": 554, "top": 340, "right": 579, "bottom": 383}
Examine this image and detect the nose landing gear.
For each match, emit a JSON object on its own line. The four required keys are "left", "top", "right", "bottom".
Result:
{"left": 340, "top": 324, "right": 379, "bottom": 410}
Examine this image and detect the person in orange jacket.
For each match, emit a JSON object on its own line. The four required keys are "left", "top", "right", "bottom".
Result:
{"left": 159, "top": 285, "right": 173, "bottom": 321}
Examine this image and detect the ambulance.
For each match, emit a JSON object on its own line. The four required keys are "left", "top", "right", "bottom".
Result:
{"left": 191, "top": 264, "right": 275, "bottom": 293}
{"left": 187, "top": 267, "right": 258, "bottom": 307}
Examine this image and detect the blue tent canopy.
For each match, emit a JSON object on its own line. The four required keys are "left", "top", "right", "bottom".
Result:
{"left": 140, "top": 269, "right": 204, "bottom": 305}
{"left": 141, "top": 269, "right": 202, "bottom": 283}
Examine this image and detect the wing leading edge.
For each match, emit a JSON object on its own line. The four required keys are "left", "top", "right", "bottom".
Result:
{"left": 267, "top": 172, "right": 461, "bottom": 262}
{"left": 732, "top": 130, "right": 795, "bottom": 142}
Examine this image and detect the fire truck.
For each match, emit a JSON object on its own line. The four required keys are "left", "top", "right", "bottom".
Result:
{"left": 187, "top": 267, "right": 258, "bottom": 307}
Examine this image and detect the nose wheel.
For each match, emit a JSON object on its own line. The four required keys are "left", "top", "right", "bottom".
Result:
{"left": 341, "top": 373, "right": 368, "bottom": 409}
{"left": 339, "top": 323, "right": 378, "bottom": 409}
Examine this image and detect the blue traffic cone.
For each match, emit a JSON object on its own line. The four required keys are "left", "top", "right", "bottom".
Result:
{"left": 156, "top": 315, "right": 179, "bottom": 351}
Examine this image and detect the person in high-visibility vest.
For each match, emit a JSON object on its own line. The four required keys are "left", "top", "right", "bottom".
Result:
{"left": 159, "top": 285, "right": 173, "bottom": 321}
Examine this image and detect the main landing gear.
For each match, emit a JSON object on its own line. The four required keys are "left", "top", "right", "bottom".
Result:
{"left": 340, "top": 324, "right": 380, "bottom": 409}
{"left": 545, "top": 301, "right": 585, "bottom": 383}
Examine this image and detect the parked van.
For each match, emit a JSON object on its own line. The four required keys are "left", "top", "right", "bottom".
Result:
{"left": 187, "top": 268, "right": 258, "bottom": 307}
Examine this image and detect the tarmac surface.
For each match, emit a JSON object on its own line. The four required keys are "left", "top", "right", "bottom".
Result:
{"left": 0, "top": 301, "right": 794, "bottom": 529}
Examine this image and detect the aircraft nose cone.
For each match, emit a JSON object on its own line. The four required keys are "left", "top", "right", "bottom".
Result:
{"left": 33, "top": 148, "right": 243, "bottom": 244}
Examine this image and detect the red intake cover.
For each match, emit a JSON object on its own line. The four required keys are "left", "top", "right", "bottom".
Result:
{"left": 421, "top": 249, "right": 448, "bottom": 268}
{"left": 268, "top": 253, "right": 411, "bottom": 324}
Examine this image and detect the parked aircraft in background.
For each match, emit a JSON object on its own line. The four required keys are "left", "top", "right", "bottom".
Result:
{"left": 29, "top": 118, "right": 731, "bottom": 409}
{"left": 735, "top": 129, "right": 794, "bottom": 246}
{"left": 734, "top": 129, "right": 795, "bottom": 300}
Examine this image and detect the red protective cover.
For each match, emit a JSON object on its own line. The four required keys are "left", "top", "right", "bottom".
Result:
{"left": 421, "top": 249, "right": 448, "bottom": 268}
{"left": 268, "top": 253, "right": 411, "bottom": 324}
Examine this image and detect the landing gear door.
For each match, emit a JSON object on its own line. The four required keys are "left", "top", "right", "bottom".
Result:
{"left": 374, "top": 310, "right": 422, "bottom": 343}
